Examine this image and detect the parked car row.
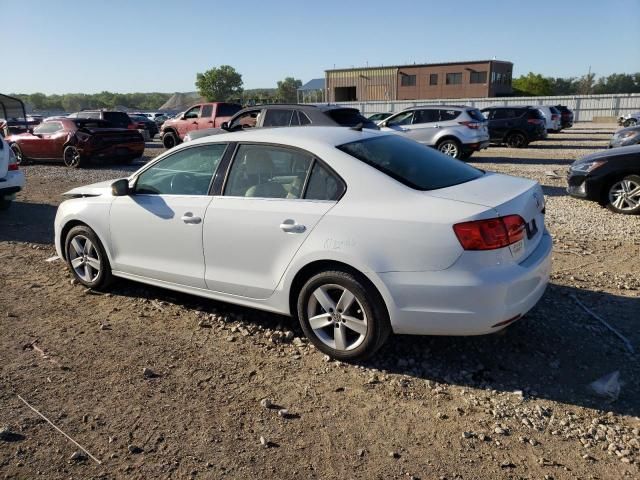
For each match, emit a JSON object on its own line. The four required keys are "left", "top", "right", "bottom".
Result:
{"left": 0, "top": 135, "right": 25, "bottom": 210}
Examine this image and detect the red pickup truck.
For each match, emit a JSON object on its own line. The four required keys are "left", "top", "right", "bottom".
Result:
{"left": 160, "top": 102, "right": 242, "bottom": 148}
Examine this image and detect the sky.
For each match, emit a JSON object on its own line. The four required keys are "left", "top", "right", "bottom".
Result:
{"left": 2, "top": 0, "right": 639, "bottom": 94}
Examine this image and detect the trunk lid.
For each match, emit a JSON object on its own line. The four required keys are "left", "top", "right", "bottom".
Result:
{"left": 425, "top": 172, "right": 546, "bottom": 262}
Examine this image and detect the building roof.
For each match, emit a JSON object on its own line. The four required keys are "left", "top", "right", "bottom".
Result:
{"left": 326, "top": 60, "right": 512, "bottom": 73}
{"left": 297, "top": 78, "right": 325, "bottom": 91}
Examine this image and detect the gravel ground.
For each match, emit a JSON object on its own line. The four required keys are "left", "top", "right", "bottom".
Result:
{"left": 0, "top": 124, "right": 639, "bottom": 479}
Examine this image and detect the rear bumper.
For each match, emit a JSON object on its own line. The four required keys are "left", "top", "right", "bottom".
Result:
{"left": 379, "top": 232, "right": 552, "bottom": 336}
{"left": 82, "top": 142, "right": 145, "bottom": 160}
{"left": 0, "top": 170, "right": 25, "bottom": 197}
{"left": 463, "top": 140, "right": 490, "bottom": 153}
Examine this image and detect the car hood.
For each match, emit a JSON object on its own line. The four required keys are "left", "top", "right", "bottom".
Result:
{"left": 573, "top": 144, "right": 640, "bottom": 165}
{"left": 62, "top": 179, "right": 121, "bottom": 197}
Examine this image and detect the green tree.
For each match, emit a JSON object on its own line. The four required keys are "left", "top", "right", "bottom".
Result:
{"left": 576, "top": 72, "right": 596, "bottom": 95}
{"left": 548, "top": 77, "right": 578, "bottom": 95}
{"left": 276, "top": 77, "right": 302, "bottom": 103}
{"left": 195, "top": 65, "right": 243, "bottom": 102}
{"left": 512, "top": 72, "right": 553, "bottom": 96}
{"left": 593, "top": 73, "right": 640, "bottom": 94}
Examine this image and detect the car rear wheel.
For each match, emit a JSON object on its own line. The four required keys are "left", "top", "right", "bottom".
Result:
{"left": 162, "top": 132, "right": 178, "bottom": 149}
{"left": 606, "top": 175, "right": 640, "bottom": 215}
{"left": 506, "top": 132, "right": 528, "bottom": 148}
{"left": 10, "top": 144, "right": 27, "bottom": 165}
{"left": 65, "top": 225, "right": 113, "bottom": 289}
{"left": 436, "top": 139, "right": 462, "bottom": 159}
{"left": 63, "top": 146, "right": 83, "bottom": 168}
{"left": 297, "top": 270, "right": 391, "bottom": 361}
{"left": 623, "top": 119, "right": 637, "bottom": 128}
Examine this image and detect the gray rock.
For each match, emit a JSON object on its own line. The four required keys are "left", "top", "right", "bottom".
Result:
{"left": 128, "top": 445, "right": 143, "bottom": 454}
{"left": 69, "top": 451, "right": 87, "bottom": 462}
{"left": 260, "top": 398, "right": 273, "bottom": 409}
{"left": 142, "top": 367, "right": 158, "bottom": 378}
{"left": 357, "top": 448, "right": 366, "bottom": 457}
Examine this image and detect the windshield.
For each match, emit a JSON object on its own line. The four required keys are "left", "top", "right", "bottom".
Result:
{"left": 337, "top": 134, "right": 483, "bottom": 191}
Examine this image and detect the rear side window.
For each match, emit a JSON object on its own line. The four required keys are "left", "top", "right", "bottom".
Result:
{"left": 298, "top": 111, "right": 311, "bottom": 125}
{"left": 326, "top": 109, "right": 371, "bottom": 127}
{"left": 337, "top": 135, "right": 483, "bottom": 191}
{"left": 466, "top": 109, "right": 486, "bottom": 122}
{"left": 263, "top": 109, "right": 294, "bottom": 127}
{"left": 439, "top": 109, "right": 461, "bottom": 121}
{"left": 217, "top": 104, "right": 242, "bottom": 117}
{"left": 304, "top": 162, "right": 345, "bottom": 201}
{"left": 201, "top": 105, "right": 213, "bottom": 117}
{"left": 103, "top": 112, "right": 131, "bottom": 128}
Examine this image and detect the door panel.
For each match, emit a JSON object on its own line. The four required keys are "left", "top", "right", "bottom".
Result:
{"left": 203, "top": 197, "right": 334, "bottom": 298}
{"left": 40, "top": 131, "right": 69, "bottom": 158}
{"left": 110, "top": 195, "right": 213, "bottom": 287}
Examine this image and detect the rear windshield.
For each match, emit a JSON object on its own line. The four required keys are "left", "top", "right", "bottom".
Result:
{"left": 217, "top": 104, "right": 242, "bottom": 117}
{"left": 466, "top": 109, "right": 486, "bottom": 122}
{"left": 102, "top": 112, "right": 131, "bottom": 128}
{"left": 337, "top": 134, "right": 483, "bottom": 191}
{"left": 527, "top": 109, "right": 544, "bottom": 120}
{"left": 74, "top": 119, "right": 111, "bottom": 129}
{"left": 327, "top": 108, "right": 377, "bottom": 128}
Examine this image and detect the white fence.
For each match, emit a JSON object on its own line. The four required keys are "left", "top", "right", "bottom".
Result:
{"left": 332, "top": 94, "right": 640, "bottom": 122}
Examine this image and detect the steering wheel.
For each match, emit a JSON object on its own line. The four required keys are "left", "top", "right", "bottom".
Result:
{"left": 170, "top": 172, "right": 199, "bottom": 195}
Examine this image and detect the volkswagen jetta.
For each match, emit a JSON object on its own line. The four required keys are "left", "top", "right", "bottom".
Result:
{"left": 55, "top": 127, "right": 552, "bottom": 360}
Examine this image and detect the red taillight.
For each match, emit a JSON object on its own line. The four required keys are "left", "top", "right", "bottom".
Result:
{"left": 551, "top": 114, "right": 559, "bottom": 120}
{"left": 127, "top": 123, "right": 136, "bottom": 130}
{"left": 8, "top": 161, "right": 19, "bottom": 171}
{"left": 458, "top": 121, "right": 482, "bottom": 129}
{"left": 453, "top": 215, "right": 525, "bottom": 251}
{"left": 8, "top": 148, "right": 19, "bottom": 170}
{"left": 527, "top": 118, "right": 543, "bottom": 125}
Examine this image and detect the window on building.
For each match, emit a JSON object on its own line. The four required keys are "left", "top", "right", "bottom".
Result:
{"left": 429, "top": 74, "right": 438, "bottom": 85}
{"left": 400, "top": 74, "right": 416, "bottom": 87}
{"left": 470, "top": 71, "right": 487, "bottom": 84}
{"left": 446, "top": 73, "right": 462, "bottom": 85}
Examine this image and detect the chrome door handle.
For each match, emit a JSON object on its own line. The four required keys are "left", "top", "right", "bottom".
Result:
{"left": 280, "top": 219, "right": 306, "bottom": 233}
{"left": 181, "top": 212, "right": 202, "bottom": 224}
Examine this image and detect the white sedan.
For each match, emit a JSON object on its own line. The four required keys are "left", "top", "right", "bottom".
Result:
{"left": 54, "top": 127, "right": 552, "bottom": 360}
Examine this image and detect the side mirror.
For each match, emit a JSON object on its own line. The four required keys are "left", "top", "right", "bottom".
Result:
{"left": 111, "top": 178, "right": 130, "bottom": 196}
{"left": 221, "top": 122, "right": 229, "bottom": 130}
{"left": 380, "top": 121, "right": 388, "bottom": 128}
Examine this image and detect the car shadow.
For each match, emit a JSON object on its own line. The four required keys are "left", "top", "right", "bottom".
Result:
{"left": 473, "top": 156, "right": 577, "bottom": 166}
{"left": 0, "top": 201, "right": 57, "bottom": 244}
{"left": 105, "top": 278, "right": 639, "bottom": 418}
{"left": 532, "top": 145, "right": 607, "bottom": 150}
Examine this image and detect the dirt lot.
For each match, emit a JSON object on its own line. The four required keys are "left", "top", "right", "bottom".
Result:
{"left": 1, "top": 124, "right": 639, "bottom": 479}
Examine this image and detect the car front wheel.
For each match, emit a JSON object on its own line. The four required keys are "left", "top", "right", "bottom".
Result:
{"left": 162, "top": 132, "right": 178, "bottom": 149}
{"left": 65, "top": 225, "right": 113, "bottom": 289}
{"left": 606, "top": 175, "right": 640, "bottom": 215}
{"left": 297, "top": 270, "right": 391, "bottom": 361}
{"left": 63, "top": 146, "right": 83, "bottom": 168}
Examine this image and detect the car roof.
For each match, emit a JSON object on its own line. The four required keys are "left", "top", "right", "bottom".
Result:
{"left": 187, "top": 126, "right": 386, "bottom": 150}
{"left": 401, "top": 105, "right": 469, "bottom": 112}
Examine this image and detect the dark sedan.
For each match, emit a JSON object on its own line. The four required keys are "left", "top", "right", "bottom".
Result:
{"left": 567, "top": 145, "right": 640, "bottom": 214}
{"left": 609, "top": 125, "right": 640, "bottom": 148}
{"left": 130, "top": 114, "right": 159, "bottom": 138}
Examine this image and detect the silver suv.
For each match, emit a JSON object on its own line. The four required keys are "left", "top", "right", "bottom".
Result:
{"left": 379, "top": 105, "right": 490, "bottom": 159}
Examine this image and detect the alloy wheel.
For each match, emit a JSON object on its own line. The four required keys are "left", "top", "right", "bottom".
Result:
{"left": 306, "top": 284, "right": 368, "bottom": 351}
{"left": 439, "top": 142, "right": 459, "bottom": 157}
{"left": 64, "top": 147, "right": 81, "bottom": 167}
{"left": 508, "top": 133, "right": 525, "bottom": 148}
{"left": 68, "top": 235, "right": 101, "bottom": 283}
{"left": 609, "top": 179, "right": 640, "bottom": 212}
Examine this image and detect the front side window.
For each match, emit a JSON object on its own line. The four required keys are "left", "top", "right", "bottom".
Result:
{"left": 229, "top": 110, "right": 261, "bottom": 130}
{"left": 470, "top": 71, "right": 487, "bottom": 84}
{"left": 225, "top": 144, "right": 313, "bottom": 199}
{"left": 400, "top": 74, "right": 416, "bottom": 87}
{"left": 34, "top": 122, "right": 63, "bottom": 134}
{"left": 386, "top": 111, "right": 414, "bottom": 126}
{"left": 263, "top": 109, "right": 294, "bottom": 127}
{"left": 184, "top": 106, "right": 201, "bottom": 119}
{"left": 446, "top": 73, "right": 462, "bottom": 85}
{"left": 337, "top": 135, "right": 483, "bottom": 191}
{"left": 135, "top": 144, "right": 227, "bottom": 195}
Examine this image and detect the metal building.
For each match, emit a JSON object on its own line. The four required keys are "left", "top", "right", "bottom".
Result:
{"left": 325, "top": 60, "right": 513, "bottom": 102}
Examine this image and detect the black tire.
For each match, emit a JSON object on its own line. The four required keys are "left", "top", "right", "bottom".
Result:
{"left": 605, "top": 174, "right": 640, "bottom": 215}
{"left": 10, "top": 144, "right": 27, "bottom": 165}
{"left": 162, "top": 132, "right": 178, "bottom": 149}
{"left": 623, "top": 119, "right": 637, "bottom": 128}
{"left": 65, "top": 225, "right": 113, "bottom": 290}
{"left": 0, "top": 198, "right": 11, "bottom": 211}
{"left": 297, "top": 270, "right": 391, "bottom": 361}
{"left": 436, "top": 138, "right": 462, "bottom": 159}
{"left": 63, "top": 145, "right": 83, "bottom": 168}
{"left": 505, "top": 132, "right": 528, "bottom": 148}
{"left": 459, "top": 151, "right": 473, "bottom": 160}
